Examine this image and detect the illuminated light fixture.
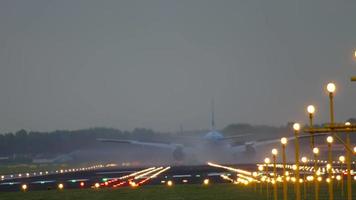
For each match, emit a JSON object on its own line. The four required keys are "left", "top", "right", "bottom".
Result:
{"left": 264, "top": 158, "right": 271, "bottom": 164}
{"left": 327, "top": 83, "right": 336, "bottom": 93}
{"left": 307, "top": 105, "right": 315, "bottom": 114}
{"left": 130, "top": 182, "right": 137, "bottom": 187}
{"left": 21, "top": 184, "right": 28, "bottom": 191}
{"left": 58, "top": 183, "right": 64, "bottom": 190}
{"left": 327, "top": 136, "right": 333, "bottom": 144}
{"left": 293, "top": 123, "right": 300, "bottom": 131}
{"left": 258, "top": 165, "right": 264, "bottom": 171}
{"left": 313, "top": 147, "right": 319, "bottom": 155}
{"left": 281, "top": 137, "right": 287, "bottom": 145}
{"left": 80, "top": 182, "right": 85, "bottom": 187}
{"left": 336, "top": 175, "right": 342, "bottom": 181}
{"left": 94, "top": 183, "right": 100, "bottom": 188}
{"left": 203, "top": 179, "right": 209, "bottom": 185}
{"left": 167, "top": 180, "right": 173, "bottom": 187}
{"left": 301, "top": 157, "right": 307, "bottom": 163}
{"left": 271, "top": 148, "right": 278, "bottom": 156}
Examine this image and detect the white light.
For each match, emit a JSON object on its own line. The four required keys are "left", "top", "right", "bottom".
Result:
{"left": 327, "top": 136, "right": 333, "bottom": 144}
{"left": 293, "top": 123, "right": 300, "bottom": 131}
{"left": 327, "top": 83, "right": 336, "bottom": 93}
{"left": 58, "top": 183, "right": 64, "bottom": 190}
{"left": 21, "top": 184, "right": 27, "bottom": 191}
{"left": 264, "top": 158, "right": 271, "bottom": 164}
{"left": 307, "top": 105, "right": 315, "bottom": 114}
{"left": 301, "top": 157, "right": 307, "bottom": 163}
{"left": 281, "top": 137, "right": 287, "bottom": 145}
{"left": 313, "top": 147, "right": 319, "bottom": 155}
{"left": 271, "top": 149, "right": 278, "bottom": 156}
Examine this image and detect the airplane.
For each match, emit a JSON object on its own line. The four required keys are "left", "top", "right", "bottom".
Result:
{"left": 98, "top": 102, "right": 323, "bottom": 163}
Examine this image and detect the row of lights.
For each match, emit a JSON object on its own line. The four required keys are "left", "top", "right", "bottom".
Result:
{"left": 1, "top": 164, "right": 105, "bottom": 181}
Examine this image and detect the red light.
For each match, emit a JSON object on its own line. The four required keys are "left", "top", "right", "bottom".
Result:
{"left": 80, "top": 182, "right": 85, "bottom": 187}
{"left": 104, "top": 182, "right": 108, "bottom": 186}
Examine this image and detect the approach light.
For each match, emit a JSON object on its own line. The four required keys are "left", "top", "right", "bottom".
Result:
{"left": 293, "top": 123, "right": 300, "bottom": 131}
{"left": 301, "top": 157, "right": 307, "bottom": 163}
{"left": 313, "top": 147, "right": 319, "bottom": 155}
{"left": 327, "top": 83, "right": 336, "bottom": 93}
{"left": 271, "top": 148, "right": 278, "bottom": 156}
{"left": 258, "top": 165, "right": 264, "bottom": 171}
{"left": 327, "top": 136, "right": 334, "bottom": 144}
{"left": 58, "top": 183, "right": 64, "bottom": 190}
{"left": 264, "top": 158, "right": 271, "bottom": 164}
{"left": 281, "top": 137, "right": 287, "bottom": 145}
{"left": 203, "top": 179, "right": 209, "bottom": 185}
{"left": 21, "top": 184, "right": 27, "bottom": 191}
{"left": 307, "top": 105, "right": 315, "bottom": 114}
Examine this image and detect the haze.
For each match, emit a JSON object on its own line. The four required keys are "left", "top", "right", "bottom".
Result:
{"left": 0, "top": 0, "right": 355, "bottom": 133}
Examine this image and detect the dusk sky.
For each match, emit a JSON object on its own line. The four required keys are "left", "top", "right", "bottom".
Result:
{"left": 0, "top": 0, "right": 355, "bottom": 133}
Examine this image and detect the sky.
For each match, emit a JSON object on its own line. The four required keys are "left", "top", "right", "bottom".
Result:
{"left": 0, "top": 0, "right": 355, "bottom": 133}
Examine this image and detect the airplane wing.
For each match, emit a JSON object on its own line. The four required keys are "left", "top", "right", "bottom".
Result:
{"left": 218, "top": 134, "right": 252, "bottom": 140}
{"left": 229, "top": 133, "right": 328, "bottom": 153}
{"left": 97, "top": 138, "right": 183, "bottom": 150}
{"left": 252, "top": 133, "right": 327, "bottom": 147}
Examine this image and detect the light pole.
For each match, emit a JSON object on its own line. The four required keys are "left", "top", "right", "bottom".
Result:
{"left": 293, "top": 123, "right": 301, "bottom": 200}
{"left": 326, "top": 136, "right": 334, "bottom": 200}
{"left": 272, "top": 148, "right": 278, "bottom": 200}
{"left": 301, "top": 157, "right": 307, "bottom": 200}
{"left": 339, "top": 155, "right": 345, "bottom": 197}
{"left": 281, "top": 137, "right": 288, "bottom": 200}
{"left": 259, "top": 165, "right": 264, "bottom": 194}
{"left": 313, "top": 147, "right": 319, "bottom": 200}
{"left": 265, "top": 157, "right": 271, "bottom": 200}
{"left": 345, "top": 121, "right": 352, "bottom": 200}
{"left": 307, "top": 105, "right": 316, "bottom": 148}
{"left": 326, "top": 83, "right": 335, "bottom": 200}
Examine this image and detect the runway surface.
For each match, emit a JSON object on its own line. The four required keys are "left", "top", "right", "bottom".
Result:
{"left": 0, "top": 164, "right": 256, "bottom": 192}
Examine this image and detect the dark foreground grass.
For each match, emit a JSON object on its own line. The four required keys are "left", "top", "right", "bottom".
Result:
{"left": 1, "top": 182, "right": 356, "bottom": 200}
{"left": 0, "top": 184, "right": 263, "bottom": 200}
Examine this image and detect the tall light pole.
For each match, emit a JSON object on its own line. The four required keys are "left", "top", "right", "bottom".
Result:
{"left": 345, "top": 121, "right": 352, "bottom": 200}
{"left": 326, "top": 83, "right": 335, "bottom": 200}
{"left": 293, "top": 123, "right": 301, "bottom": 200}
{"left": 281, "top": 137, "right": 288, "bottom": 200}
{"left": 339, "top": 155, "right": 345, "bottom": 198}
{"left": 301, "top": 157, "right": 308, "bottom": 200}
{"left": 259, "top": 165, "right": 264, "bottom": 194}
{"left": 326, "top": 136, "right": 334, "bottom": 200}
{"left": 272, "top": 148, "right": 278, "bottom": 200}
{"left": 265, "top": 157, "right": 271, "bottom": 200}
{"left": 313, "top": 147, "right": 319, "bottom": 200}
{"left": 307, "top": 105, "right": 316, "bottom": 148}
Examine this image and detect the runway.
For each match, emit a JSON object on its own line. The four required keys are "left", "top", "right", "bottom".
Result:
{"left": 0, "top": 164, "right": 256, "bottom": 192}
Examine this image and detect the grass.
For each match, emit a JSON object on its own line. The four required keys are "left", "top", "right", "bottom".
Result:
{"left": 0, "top": 184, "right": 263, "bottom": 200}
{"left": 1, "top": 182, "right": 356, "bottom": 200}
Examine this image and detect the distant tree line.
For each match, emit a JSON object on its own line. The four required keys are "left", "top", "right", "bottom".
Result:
{"left": 0, "top": 118, "right": 355, "bottom": 157}
{"left": 0, "top": 128, "right": 158, "bottom": 157}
